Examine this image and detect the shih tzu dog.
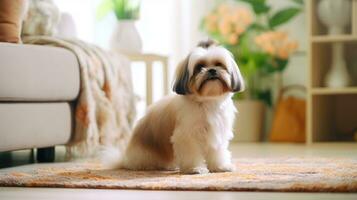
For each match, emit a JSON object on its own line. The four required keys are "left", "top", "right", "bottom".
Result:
{"left": 115, "top": 39, "right": 244, "bottom": 174}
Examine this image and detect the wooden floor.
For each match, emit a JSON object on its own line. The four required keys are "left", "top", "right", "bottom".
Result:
{"left": 1, "top": 143, "right": 357, "bottom": 200}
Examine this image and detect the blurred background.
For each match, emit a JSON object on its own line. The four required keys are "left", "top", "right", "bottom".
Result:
{"left": 1, "top": 0, "right": 357, "bottom": 155}
{"left": 53, "top": 0, "right": 306, "bottom": 90}
{"left": 55, "top": 0, "right": 305, "bottom": 138}
{"left": 52, "top": 0, "right": 357, "bottom": 144}
{"left": 1, "top": 1, "right": 357, "bottom": 197}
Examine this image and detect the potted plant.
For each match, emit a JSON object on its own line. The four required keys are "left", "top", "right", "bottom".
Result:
{"left": 202, "top": 0, "right": 303, "bottom": 142}
{"left": 97, "top": 0, "right": 141, "bottom": 54}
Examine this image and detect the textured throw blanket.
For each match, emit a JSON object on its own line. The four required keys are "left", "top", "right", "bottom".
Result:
{"left": 23, "top": 36, "right": 136, "bottom": 158}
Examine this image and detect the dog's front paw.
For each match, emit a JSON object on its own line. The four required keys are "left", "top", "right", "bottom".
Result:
{"left": 209, "top": 163, "right": 235, "bottom": 173}
{"left": 181, "top": 167, "right": 209, "bottom": 174}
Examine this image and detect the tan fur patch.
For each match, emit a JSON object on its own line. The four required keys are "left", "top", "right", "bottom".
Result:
{"left": 129, "top": 99, "right": 176, "bottom": 164}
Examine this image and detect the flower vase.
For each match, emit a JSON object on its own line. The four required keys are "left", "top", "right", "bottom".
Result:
{"left": 110, "top": 20, "right": 142, "bottom": 54}
{"left": 324, "top": 43, "right": 351, "bottom": 88}
{"left": 317, "top": 0, "right": 351, "bottom": 35}
{"left": 317, "top": 0, "right": 352, "bottom": 87}
{"left": 233, "top": 100, "right": 266, "bottom": 142}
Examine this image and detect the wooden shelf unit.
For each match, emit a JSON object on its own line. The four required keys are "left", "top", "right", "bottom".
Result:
{"left": 311, "top": 87, "right": 357, "bottom": 95}
{"left": 311, "top": 35, "right": 357, "bottom": 43}
{"left": 306, "top": 0, "right": 357, "bottom": 144}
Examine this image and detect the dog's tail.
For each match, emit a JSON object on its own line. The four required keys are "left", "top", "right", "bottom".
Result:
{"left": 100, "top": 146, "right": 125, "bottom": 169}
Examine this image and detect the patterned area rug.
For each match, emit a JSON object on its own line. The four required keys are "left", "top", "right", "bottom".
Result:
{"left": 0, "top": 158, "right": 357, "bottom": 192}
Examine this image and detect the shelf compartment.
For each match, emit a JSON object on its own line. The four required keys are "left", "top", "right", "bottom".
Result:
{"left": 311, "top": 87, "right": 357, "bottom": 95}
{"left": 311, "top": 35, "right": 357, "bottom": 43}
{"left": 312, "top": 94, "right": 357, "bottom": 142}
{"left": 311, "top": 42, "right": 357, "bottom": 88}
{"left": 310, "top": 0, "right": 354, "bottom": 36}
{"left": 353, "top": 0, "right": 357, "bottom": 34}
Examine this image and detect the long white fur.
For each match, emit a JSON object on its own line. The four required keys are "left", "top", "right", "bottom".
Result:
{"left": 121, "top": 94, "right": 236, "bottom": 173}
{"left": 103, "top": 41, "right": 243, "bottom": 174}
{"left": 170, "top": 94, "right": 236, "bottom": 173}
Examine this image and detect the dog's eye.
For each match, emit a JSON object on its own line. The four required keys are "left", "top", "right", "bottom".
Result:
{"left": 214, "top": 61, "right": 224, "bottom": 67}
{"left": 194, "top": 63, "right": 205, "bottom": 74}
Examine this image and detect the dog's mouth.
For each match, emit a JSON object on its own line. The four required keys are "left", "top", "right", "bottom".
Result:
{"left": 198, "top": 77, "right": 224, "bottom": 91}
{"left": 205, "top": 77, "right": 220, "bottom": 82}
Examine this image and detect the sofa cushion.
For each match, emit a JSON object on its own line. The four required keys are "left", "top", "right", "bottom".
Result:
{"left": 0, "top": 103, "right": 73, "bottom": 152}
{"left": 0, "top": 0, "right": 27, "bottom": 43}
{"left": 0, "top": 42, "right": 80, "bottom": 101}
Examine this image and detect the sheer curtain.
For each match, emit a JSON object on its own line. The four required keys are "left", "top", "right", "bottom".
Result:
{"left": 53, "top": 0, "right": 215, "bottom": 116}
{"left": 170, "top": 0, "right": 216, "bottom": 63}
{"left": 54, "top": 0, "right": 214, "bottom": 62}
{"left": 135, "top": 0, "right": 215, "bottom": 115}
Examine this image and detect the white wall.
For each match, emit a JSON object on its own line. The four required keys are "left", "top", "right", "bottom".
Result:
{"left": 53, "top": 0, "right": 307, "bottom": 121}
{"left": 270, "top": 0, "right": 307, "bottom": 89}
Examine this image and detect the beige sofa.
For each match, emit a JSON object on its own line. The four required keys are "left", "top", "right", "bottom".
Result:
{"left": 0, "top": 42, "right": 80, "bottom": 161}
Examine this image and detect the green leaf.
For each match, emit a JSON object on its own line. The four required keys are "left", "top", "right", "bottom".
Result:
{"left": 257, "top": 89, "right": 272, "bottom": 107}
{"left": 248, "top": 23, "right": 269, "bottom": 31}
{"left": 96, "top": 0, "right": 114, "bottom": 20}
{"left": 252, "top": 3, "right": 270, "bottom": 14}
{"left": 232, "top": 92, "right": 244, "bottom": 101}
{"left": 237, "top": 0, "right": 270, "bottom": 14}
{"left": 238, "top": 0, "right": 266, "bottom": 5}
{"left": 261, "top": 58, "right": 288, "bottom": 74}
{"left": 269, "top": 7, "right": 300, "bottom": 28}
{"left": 275, "top": 58, "right": 288, "bottom": 72}
{"left": 291, "top": 0, "right": 304, "bottom": 5}
{"left": 113, "top": 0, "right": 126, "bottom": 19}
{"left": 110, "top": 0, "right": 141, "bottom": 20}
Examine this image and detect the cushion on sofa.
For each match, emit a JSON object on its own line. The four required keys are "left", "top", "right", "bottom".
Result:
{"left": 0, "top": 42, "right": 80, "bottom": 101}
{"left": 0, "top": 103, "right": 73, "bottom": 152}
{"left": 0, "top": 0, "right": 27, "bottom": 43}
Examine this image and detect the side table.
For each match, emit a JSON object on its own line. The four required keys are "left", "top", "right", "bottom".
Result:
{"left": 125, "top": 53, "right": 169, "bottom": 107}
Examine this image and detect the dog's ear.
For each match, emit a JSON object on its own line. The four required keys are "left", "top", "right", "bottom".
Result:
{"left": 230, "top": 56, "right": 245, "bottom": 93}
{"left": 173, "top": 56, "right": 190, "bottom": 95}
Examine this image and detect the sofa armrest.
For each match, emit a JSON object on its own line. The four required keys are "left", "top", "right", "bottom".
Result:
{"left": 0, "top": 42, "right": 80, "bottom": 101}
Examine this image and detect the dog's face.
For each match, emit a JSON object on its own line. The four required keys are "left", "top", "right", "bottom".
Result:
{"left": 173, "top": 40, "right": 244, "bottom": 98}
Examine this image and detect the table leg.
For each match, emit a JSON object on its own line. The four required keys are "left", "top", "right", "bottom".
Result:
{"left": 146, "top": 61, "right": 153, "bottom": 107}
{"left": 163, "top": 58, "right": 169, "bottom": 95}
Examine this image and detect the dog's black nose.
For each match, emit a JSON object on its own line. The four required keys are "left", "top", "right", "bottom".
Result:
{"left": 208, "top": 69, "right": 217, "bottom": 76}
